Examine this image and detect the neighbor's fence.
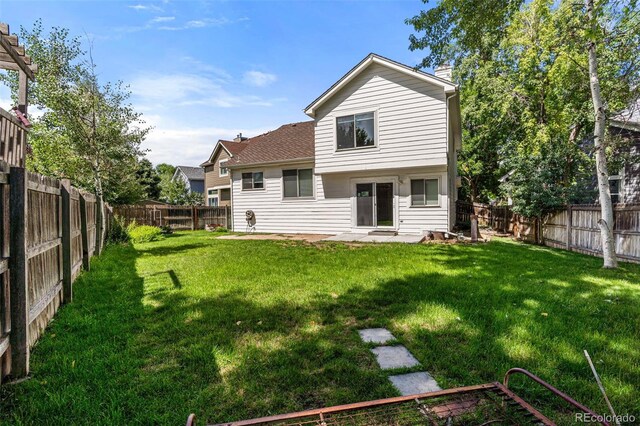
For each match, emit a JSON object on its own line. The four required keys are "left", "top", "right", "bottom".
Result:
{"left": 456, "top": 201, "right": 640, "bottom": 263}
{"left": 0, "top": 161, "right": 112, "bottom": 381}
{"left": 114, "top": 205, "right": 232, "bottom": 230}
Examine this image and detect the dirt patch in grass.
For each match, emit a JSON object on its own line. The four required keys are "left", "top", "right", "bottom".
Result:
{"left": 217, "top": 233, "right": 332, "bottom": 242}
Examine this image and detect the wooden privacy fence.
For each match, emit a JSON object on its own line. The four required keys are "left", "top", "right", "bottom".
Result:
{"left": 0, "top": 108, "right": 27, "bottom": 168}
{"left": 114, "top": 205, "right": 232, "bottom": 230}
{"left": 0, "top": 161, "right": 112, "bottom": 381}
{"left": 456, "top": 201, "right": 640, "bottom": 263}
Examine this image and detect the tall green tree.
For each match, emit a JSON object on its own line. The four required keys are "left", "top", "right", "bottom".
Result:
{"left": 408, "top": 0, "right": 639, "bottom": 268}
{"left": 136, "top": 159, "right": 162, "bottom": 200}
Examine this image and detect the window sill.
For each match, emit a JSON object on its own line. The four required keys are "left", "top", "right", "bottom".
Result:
{"left": 282, "top": 197, "right": 316, "bottom": 202}
{"left": 241, "top": 188, "right": 265, "bottom": 192}
{"left": 335, "top": 145, "right": 377, "bottom": 153}
{"left": 410, "top": 205, "right": 441, "bottom": 208}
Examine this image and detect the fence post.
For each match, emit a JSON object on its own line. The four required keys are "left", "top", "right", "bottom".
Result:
{"left": 191, "top": 206, "right": 196, "bottom": 231}
{"left": 79, "top": 193, "right": 90, "bottom": 271}
{"left": 95, "top": 196, "right": 103, "bottom": 256}
{"left": 566, "top": 205, "right": 572, "bottom": 251}
{"left": 9, "top": 166, "right": 29, "bottom": 377}
{"left": 60, "top": 179, "right": 73, "bottom": 303}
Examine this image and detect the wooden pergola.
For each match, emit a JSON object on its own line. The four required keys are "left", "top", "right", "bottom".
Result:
{"left": 0, "top": 22, "right": 36, "bottom": 114}
{"left": 0, "top": 22, "right": 37, "bottom": 167}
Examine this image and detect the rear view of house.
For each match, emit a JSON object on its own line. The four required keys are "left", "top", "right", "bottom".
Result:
{"left": 225, "top": 53, "right": 462, "bottom": 235}
{"left": 201, "top": 135, "right": 249, "bottom": 206}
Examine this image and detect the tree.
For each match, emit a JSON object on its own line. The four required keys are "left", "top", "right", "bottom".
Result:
{"left": 407, "top": 0, "right": 639, "bottom": 267}
{"left": 161, "top": 178, "right": 203, "bottom": 206}
{"left": 0, "top": 21, "right": 150, "bottom": 206}
{"left": 136, "top": 159, "right": 161, "bottom": 200}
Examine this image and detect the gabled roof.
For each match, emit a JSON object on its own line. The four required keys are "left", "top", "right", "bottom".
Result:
{"left": 174, "top": 165, "right": 204, "bottom": 181}
{"left": 200, "top": 139, "right": 249, "bottom": 167}
{"left": 226, "top": 121, "right": 315, "bottom": 168}
{"left": 304, "top": 53, "right": 458, "bottom": 118}
{"left": 611, "top": 100, "right": 640, "bottom": 132}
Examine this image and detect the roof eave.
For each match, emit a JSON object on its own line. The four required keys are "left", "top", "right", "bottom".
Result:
{"left": 227, "top": 157, "right": 315, "bottom": 169}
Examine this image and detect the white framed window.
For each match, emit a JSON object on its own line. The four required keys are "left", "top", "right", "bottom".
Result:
{"left": 242, "top": 172, "right": 264, "bottom": 190}
{"left": 283, "top": 168, "right": 314, "bottom": 198}
{"left": 207, "top": 189, "right": 219, "bottom": 206}
{"left": 410, "top": 178, "right": 440, "bottom": 207}
{"left": 609, "top": 170, "right": 624, "bottom": 204}
{"left": 219, "top": 160, "right": 229, "bottom": 177}
{"left": 336, "top": 112, "right": 376, "bottom": 150}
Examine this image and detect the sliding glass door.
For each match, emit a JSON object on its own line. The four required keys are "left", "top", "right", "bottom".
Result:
{"left": 355, "top": 182, "right": 394, "bottom": 228}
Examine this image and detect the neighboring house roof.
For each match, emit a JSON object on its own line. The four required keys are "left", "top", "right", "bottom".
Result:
{"left": 173, "top": 165, "right": 204, "bottom": 182}
{"left": 226, "top": 121, "right": 315, "bottom": 168}
{"left": 304, "top": 53, "right": 458, "bottom": 117}
{"left": 200, "top": 139, "right": 249, "bottom": 167}
{"left": 611, "top": 100, "right": 640, "bottom": 132}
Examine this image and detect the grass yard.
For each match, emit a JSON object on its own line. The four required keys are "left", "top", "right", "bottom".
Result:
{"left": 1, "top": 232, "right": 639, "bottom": 425}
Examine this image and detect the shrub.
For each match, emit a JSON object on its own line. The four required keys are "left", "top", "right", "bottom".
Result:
{"left": 128, "top": 225, "right": 164, "bottom": 243}
{"left": 214, "top": 226, "right": 228, "bottom": 233}
{"left": 107, "top": 215, "right": 130, "bottom": 244}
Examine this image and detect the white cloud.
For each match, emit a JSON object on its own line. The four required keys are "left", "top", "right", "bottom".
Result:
{"left": 243, "top": 71, "right": 277, "bottom": 87}
{"left": 150, "top": 16, "right": 175, "bottom": 23}
{"left": 140, "top": 116, "right": 272, "bottom": 165}
{"left": 158, "top": 17, "right": 249, "bottom": 31}
{"left": 130, "top": 73, "right": 284, "bottom": 108}
{"left": 128, "top": 4, "right": 163, "bottom": 12}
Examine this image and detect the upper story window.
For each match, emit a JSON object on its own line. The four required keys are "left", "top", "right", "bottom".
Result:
{"left": 242, "top": 172, "right": 264, "bottom": 190}
{"left": 219, "top": 160, "right": 229, "bottom": 177}
{"left": 609, "top": 171, "right": 623, "bottom": 204}
{"left": 283, "top": 168, "right": 313, "bottom": 198}
{"left": 411, "top": 178, "right": 439, "bottom": 206}
{"left": 336, "top": 112, "right": 375, "bottom": 150}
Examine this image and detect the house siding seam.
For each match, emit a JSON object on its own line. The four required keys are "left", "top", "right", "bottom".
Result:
{"left": 314, "top": 63, "right": 448, "bottom": 174}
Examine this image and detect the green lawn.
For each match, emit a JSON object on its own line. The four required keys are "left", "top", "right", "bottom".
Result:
{"left": 1, "top": 232, "right": 639, "bottom": 425}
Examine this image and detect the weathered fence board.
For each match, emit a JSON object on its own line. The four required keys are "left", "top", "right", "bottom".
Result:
{"left": 0, "top": 161, "right": 112, "bottom": 381}
{"left": 114, "top": 205, "right": 232, "bottom": 230}
{"left": 456, "top": 200, "right": 640, "bottom": 263}
{"left": 0, "top": 108, "right": 27, "bottom": 167}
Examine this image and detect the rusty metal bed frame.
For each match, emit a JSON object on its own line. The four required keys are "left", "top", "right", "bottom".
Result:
{"left": 186, "top": 368, "right": 610, "bottom": 426}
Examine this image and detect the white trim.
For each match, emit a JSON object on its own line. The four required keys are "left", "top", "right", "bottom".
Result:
{"left": 350, "top": 177, "right": 399, "bottom": 231}
{"left": 408, "top": 175, "right": 442, "bottom": 208}
{"left": 304, "top": 54, "right": 457, "bottom": 117}
{"left": 281, "top": 167, "right": 316, "bottom": 201}
{"left": 207, "top": 188, "right": 219, "bottom": 207}
{"left": 212, "top": 184, "right": 230, "bottom": 190}
{"left": 334, "top": 109, "right": 379, "bottom": 153}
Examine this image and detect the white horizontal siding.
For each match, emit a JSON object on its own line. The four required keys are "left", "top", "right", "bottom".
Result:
{"left": 314, "top": 63, "right": 448, "bottom": 174}
{"left": 231, "top": 165, "right": 450, "bottom": 234}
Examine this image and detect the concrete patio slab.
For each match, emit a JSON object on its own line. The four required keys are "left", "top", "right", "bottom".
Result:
{"left": 370, "top": 346, "right": 421, "bottom": 370}
{"left": 358, "top": 328, "right": 396, "bottom": 344}
{"left": 322, "top": 233, "right": 424, "bottom": 244}
{"left": 388, "top": 372, "right": 442, "bottom": 396}
{"left": 359, "top": 235, "right": 393, "bottom": 243}
{"left": 323, "top": 233, "right": 367, "bottom": 242}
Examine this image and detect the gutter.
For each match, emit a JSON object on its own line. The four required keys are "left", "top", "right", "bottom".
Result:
{"left": 226, "top": 157, "right": 315, "bottom": 169}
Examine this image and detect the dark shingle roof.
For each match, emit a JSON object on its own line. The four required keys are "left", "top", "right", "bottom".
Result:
{"left": 176, "top": 165, "right": 204, "bottom": 181}
{"left": 226, "top": 121, "right": 315, "bottom": 167}
{"left": 220, "top": 140, "right": 249, "bottom": 156}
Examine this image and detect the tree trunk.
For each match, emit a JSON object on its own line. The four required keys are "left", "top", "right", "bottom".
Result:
{"left": 586, "top": 0, "right": 617, "bottom": 268}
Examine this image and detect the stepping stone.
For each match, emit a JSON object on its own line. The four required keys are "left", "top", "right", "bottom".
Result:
{"left": 389, "top": 372, "right": 442, "bottom": 396}
{"left": 370, "top": 346, "right": 420, "bottom": 370}
{"left": 358, "top": 328, "right": 396, "bottom": 344}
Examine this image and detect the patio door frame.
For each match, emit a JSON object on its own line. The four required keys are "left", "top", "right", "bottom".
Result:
{"left": 350, "top": 177, "right": 398, "bottom": 231}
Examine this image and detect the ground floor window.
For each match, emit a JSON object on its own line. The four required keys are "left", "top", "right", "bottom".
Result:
{"left": 410, "top": 178, "right": 439, "bottom": 206}
{"left": 220, "top": 188, "right": 231, "bottom": 202}
{"left": 283, "top": 168, "right": 313, "bottom": 198}
{"left": 207, "top": 189, "right": 219, "bottom": 206}
{"left": 242, "top": 172, "right": 264, "bottom": 190}
{"left": 609, "top": 172, "right": 623, "bottom": 204}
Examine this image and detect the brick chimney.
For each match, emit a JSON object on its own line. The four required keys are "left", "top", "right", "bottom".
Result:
{"left": 434, "top": 64, "right": 452, "bottom": 81}
{"left": 233, "top": 133, "right": 248, "bottom": 142}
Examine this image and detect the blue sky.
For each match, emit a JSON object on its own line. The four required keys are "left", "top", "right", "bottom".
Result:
{"left": 1, "top": 0, "right": 434, "bottom": 166}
